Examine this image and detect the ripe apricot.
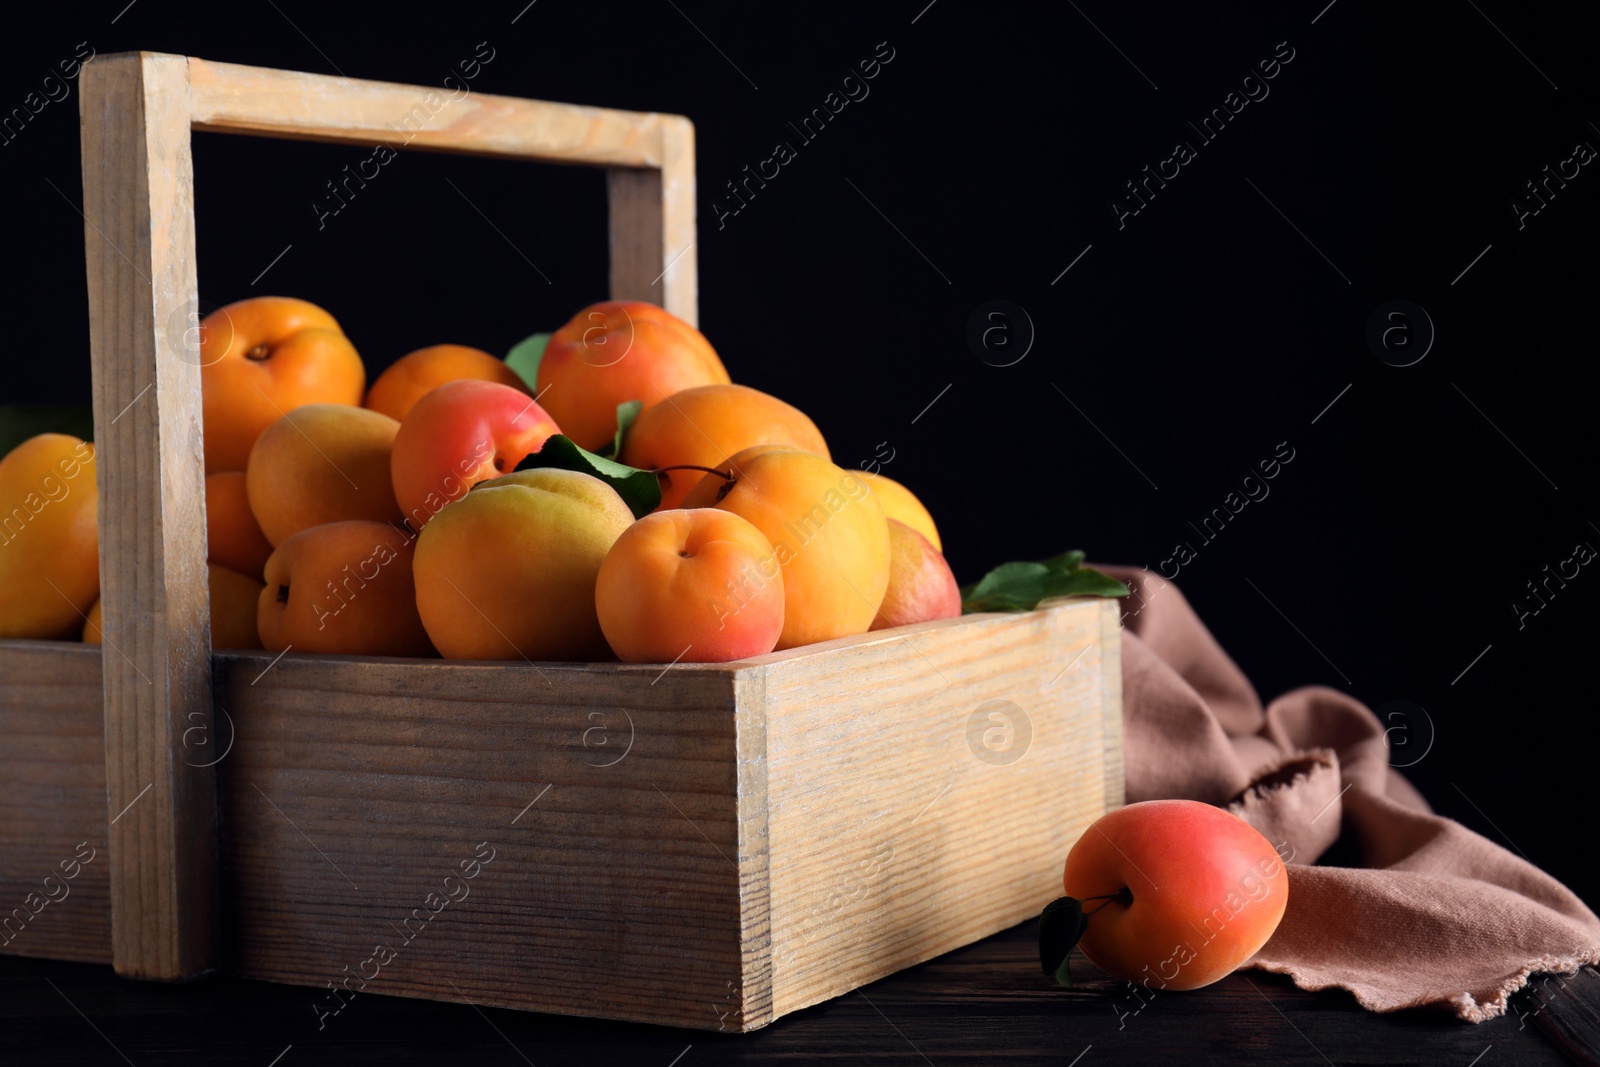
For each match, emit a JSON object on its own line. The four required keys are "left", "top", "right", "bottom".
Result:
{"left": 619, "top": 384, "right": 829, "bottom": 510}
{"left": 199, "top": 296, "right": 365, "bottom": 473}
{"left": 871, "top": 519, "right": 960, "bottom": 630}
{"left": 390, "top": 379, "right": 561, "bottom": 531}
{"left": 81, "top": 598, "right": 102, "bottom": 643}
{"left": 862, "top": 472, "right": 941, "bottom": 551}
{"left": 413, "top": 468, "right": 634, "bottom": 660}
{"left": 258, "top": 520, "right": 433, "bottom": 657}
{"left": 364, "top": 344, "right": 531, "bottom": 423}
{"left": 538, "top": 301, "right": 730, "bottom": 451}
{"left": 86, "top": 565, "right": 262, "bottom": 649}
{"left": 682, "top": 447, "right": 888, "bottom": 649}
{"left": 205, "top": 471, "right": 274, "bottom": 579}
{"left": 596, "top": 509, "right": 784, "bottom": 663}
{"left": 1062, "top": 800, "right": 1289, "bottom": 990}
{"left": 246, "top": 404, "right": 403, "bottom": 546}
{"left": 0, "top": 434, "right": 98, "bottom": 639}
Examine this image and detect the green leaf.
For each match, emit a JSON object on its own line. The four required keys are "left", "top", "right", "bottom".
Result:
{"left": 1038, "top": 897, "right": 1088, "bottom": 988}
{"left": 512, "top": 434, "right": 661, "bottom": 519}
{"left": 961, "top": 550, "right": 1128, "bottom": 614}
{"left": 0, "top": 404, "right": 94, "bottom": 458}
{"left": 504, "top": 332, "right": 551, "bottom": 392}
{"left": 606, "top": 399, "right": 643, "bottom": 459}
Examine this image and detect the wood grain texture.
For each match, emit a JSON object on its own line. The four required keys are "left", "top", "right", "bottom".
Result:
{"left": 0, "top": 643, "right": 112, "bottom": 964}
{"left": 756, "top": 600, "right": 1122, "bottom": 1021}
{"left": 211, "top": 652, "right": 753, "bottom": 1032}
{"left": 187, "top": 57, "right": 673, "bottom": 168}
{"left": 606, "top": 115, "right": 697, "bottom": 325}
{"left": 79, "top": 52, "right": 218, "bottom": 981}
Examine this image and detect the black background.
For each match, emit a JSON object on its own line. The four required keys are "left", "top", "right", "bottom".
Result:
{"left": 4, "top": 0, "right": 1595, "bottom": 913}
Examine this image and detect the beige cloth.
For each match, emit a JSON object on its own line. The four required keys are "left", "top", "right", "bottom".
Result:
{"left": 1104, "top": 566, "right": 1600, "bottom": 1021}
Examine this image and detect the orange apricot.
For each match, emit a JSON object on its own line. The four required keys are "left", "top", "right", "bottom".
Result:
{"left": 619, "top": 384, "right": 829, "bottom": 510}
{"left": 364, "top": 343, "right": 531, "bottom": 423}
{"left": 682, "top": 448, "right": 888, "bottom": 649}
{"left": 413, "top": 468, "right": 634, "bottom": 660}
{"left": 199, "top": 297, "right": 365, "bottom": 473}
{"left": 861, "top": 472, "right": 941, "bottom": 551}
{"left": 246, "top": 404, "right": 403, "bottom": 546}
{"left": 871, "top": 519, "right": 960, "bottom": 630}
{"left": 0, "top": 434, "right": 99, "bottom": 639}
{"left": 538, "top": 301, "right": 730, "bottom": 451}
{"left": 205, "top": 471, "right": 275, "bottom": 579}
{"left": 596, "top": 509, "right": 784, "bottom": 663}
{"left": 258, "top": 520, "right": 433, "bottom": 656}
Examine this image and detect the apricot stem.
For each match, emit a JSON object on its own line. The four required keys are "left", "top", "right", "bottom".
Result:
{"left": 246, "top": 344, "right": 272, "bottom": 361}
{"left": 650, "top": 464, "right": 733, "bottom": 481}
{"left": 1082, "top": 887, "right": 1134, "bottom": 915}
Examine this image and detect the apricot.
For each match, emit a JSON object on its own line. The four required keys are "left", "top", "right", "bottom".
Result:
{"left": 861, "top": 472, "right": 941, "bottom": 551}
{"left": 89, "top": 565, "right": 263, "bottom": 648}
{"left": 871, "top": 519, "right": 960, "bottom": 630}
{"left": 619, "top": 384, "right": 829, "bottom": 510}
{"left": 538, "top": 301, "right": 730, "bottom": 452}
{"left": 81, "top": 598, "right": 103, "bottom": 643}
{"left": 390, "top": 379, "right": 561, "bottom": 531}
{"left": 199, "top": 297, "right": 365, "bottom": 473}
{"left": 246, "top": 404, "right": 403, "bottom": 546}
{"left": 596, "top": 509, "right": 783, "bottom": 663}
{"left": 258, "top": 520, "right": 433, "bottom": 657}
{"left": 681, "top": 447, "right": 888, "bottom": 649}
{"left": 0, "top": 434, "right": 98, "bottom": 639}
{"left": 413, "top": 468, "right": 634, "bottom": 660}
{"left": 205, "top": 472, "right": 274, "bottom": 579}
{"left": 364, "top": 344, "right": 531, "bottom": 423}
{"left": 1062, "top": 800, "right": 1289, "bottom": 991}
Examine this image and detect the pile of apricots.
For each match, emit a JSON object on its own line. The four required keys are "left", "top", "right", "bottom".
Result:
{"left": 0, "top": 297, "right": 960, "bottom": 663}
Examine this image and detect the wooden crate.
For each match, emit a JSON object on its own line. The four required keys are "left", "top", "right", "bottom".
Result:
{"left": 0, "top": 53, "right": 1123, "bottom": 1032}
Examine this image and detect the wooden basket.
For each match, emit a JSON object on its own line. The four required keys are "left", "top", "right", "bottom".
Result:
{"left": 0, "top": 53, "right": 1123, "bottom": 1032}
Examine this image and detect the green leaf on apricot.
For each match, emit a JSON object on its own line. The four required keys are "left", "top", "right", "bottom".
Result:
{"left": 607, "top": 399, "right": 643, "bottom": 459}
{"left": 513, "top": 434, "right": 661, "bottom": 519}
{"left": 504, "top": 332, "right": 551, "bottom": 392}
{"left": 1038, "top": 896, "right": 1088, "bottom": 988}
{"left": 0, "top": 404, "right": 94, "bottom": 458}
{"left": 961, "top": 551, "right": 1128, "bottom": 614}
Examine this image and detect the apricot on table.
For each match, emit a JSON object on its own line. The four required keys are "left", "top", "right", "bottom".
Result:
{"left": 538, "top": 301, "right": 730, "bottom": 452}
{"left": 413, "top": 468, "right": 634, "bottom": 661}
{"left": 246, "top": 404, "right": 403, "bottom": 546}
{"left": 619, "top": 384, "right": 829, "bottom": 510}
{"left": 199, "top": 297, "right": 365, "bottom": 473}
{"left": 205, "top": 471, "right": 275, "bottom": 580}
{"left": 364, "top": 343, "right": 531, "bottom": 423}
{"left": 390, "top": 379, "right": 560, "bottom": 531}
{"left": 596, "top": 508, "right": 784, "bottom": 663}
{"left": 257, "top": 519, "right": 434, "bottom": 657}
{"left": 681, "top": 446, "right": 888, "bottom": 650}
{"left": 0, "top": 433, "right": 98, "bottom": 639}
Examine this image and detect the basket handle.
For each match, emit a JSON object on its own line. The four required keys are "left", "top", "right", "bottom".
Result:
{"left": 78, "top": 52, "right": 697, "bottom": 980}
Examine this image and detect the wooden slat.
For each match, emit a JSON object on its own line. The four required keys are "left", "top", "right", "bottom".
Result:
{"left": 79, "top": 52, "right": 218, "bottom": 981}
{"left": 606, "top": 115, "right": 696, "bottom": 323}
{"left": 756, "top": 599, "right": 1123, "bottom": 1020}
{"left": 186, "top": 58, "right": 669, "bottom": 168}
{"left": 211, "top": 653, "right": 753, "bottom": 1031}
{"left": 0, "top": 644, "right": 112, "bottom": 964}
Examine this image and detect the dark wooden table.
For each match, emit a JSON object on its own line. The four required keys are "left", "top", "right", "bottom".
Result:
{"left": 6, "top": 920, "right": 1596, "bottom": 1065}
